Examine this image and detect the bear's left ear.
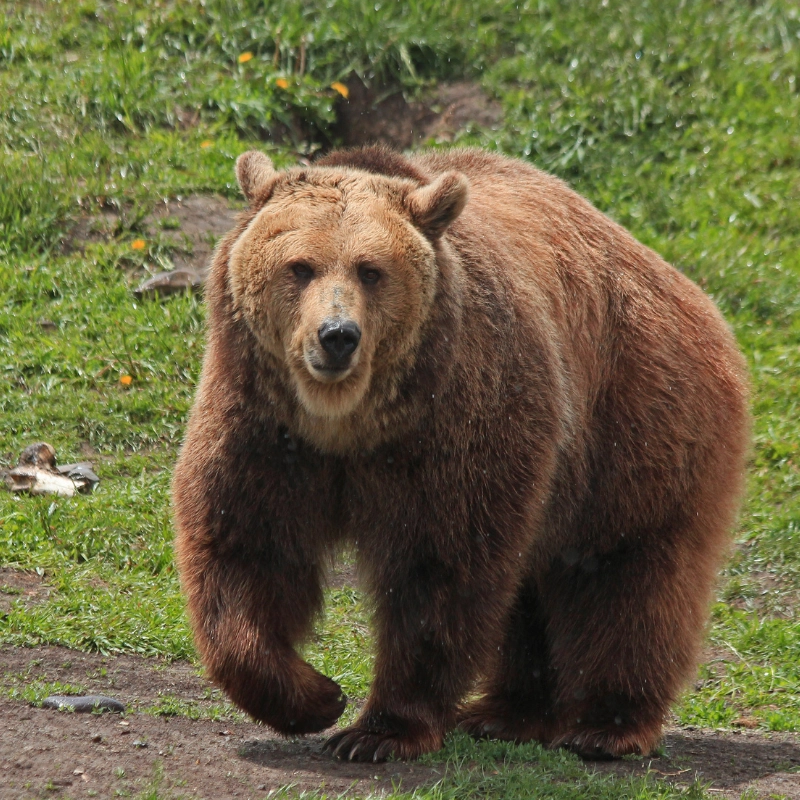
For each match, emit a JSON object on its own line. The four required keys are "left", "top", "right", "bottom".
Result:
{"left": 406, "top": 172, "right": 469, "bottom": 239}
{"left": 235, "top": 150, "right": 278, "bottom": 206}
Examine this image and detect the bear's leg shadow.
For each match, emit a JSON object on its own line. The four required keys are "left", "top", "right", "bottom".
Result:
{"left": 457, "top": 576, "right": 559, "bottom": 744}
{"left": 539, "top": 520, "right": 722, "bottom": 759}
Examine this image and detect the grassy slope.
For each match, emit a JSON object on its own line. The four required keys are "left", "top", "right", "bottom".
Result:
{"left": 0, "top": 0, "right": 798, "bottom": 797}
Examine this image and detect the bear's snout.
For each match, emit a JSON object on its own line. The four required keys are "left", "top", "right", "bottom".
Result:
{"left": 318, "top": 319, "right": 362, "bottom": 366}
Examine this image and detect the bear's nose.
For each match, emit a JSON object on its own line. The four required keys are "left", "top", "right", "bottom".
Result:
{"left": 318, "top": 319, "right": 361, "bottom": 364}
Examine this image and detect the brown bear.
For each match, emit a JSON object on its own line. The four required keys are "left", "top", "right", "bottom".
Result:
{"left": 172, "top": 146, "right": 750, "bottom": 763}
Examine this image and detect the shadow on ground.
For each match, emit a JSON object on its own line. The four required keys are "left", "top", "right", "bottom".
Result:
{"left": 593, "top": 727, "right": 800, "bottom": 797}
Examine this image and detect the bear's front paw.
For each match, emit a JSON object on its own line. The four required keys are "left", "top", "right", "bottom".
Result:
{"left": 260, "top": 667, "right": 347, "bottom": 735}
{"left": 324, "top": 720, "right": 443, "bottom": 762}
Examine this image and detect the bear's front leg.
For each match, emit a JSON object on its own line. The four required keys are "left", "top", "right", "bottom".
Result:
{"left": 173, "top": 411, "right": 347, "bottom": 735}
{"left": 193, "top": 562, "right": 347, "bottom": 736}
{"left": 324, "top": 587, "right": 457, "bottom": 760}
{"left": 325, "top": 551, "right": 513, "bottom": 762}
{"left": 177, "top": 531, "right": 347, "bottom": 734}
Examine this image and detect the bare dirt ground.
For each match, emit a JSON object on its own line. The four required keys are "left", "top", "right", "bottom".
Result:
{"left": 332, "top": 78, "right": 504, "bottom": 150}
{"left": 1, "top": 643, "right": 799, "bottom": 800}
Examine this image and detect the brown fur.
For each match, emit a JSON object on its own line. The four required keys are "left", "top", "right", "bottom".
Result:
{"left": 172, "top": 147, "right": 750, "bottom": 762}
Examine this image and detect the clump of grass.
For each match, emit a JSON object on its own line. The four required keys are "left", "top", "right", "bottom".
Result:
{"left": 2, "top": 679, "right": 87, "bottom": 706}
{"left": 143, "top": 692, "right": 244, "bottom": 722}
{"left": 0, "top": 152, "right": 72, "bottom": 256}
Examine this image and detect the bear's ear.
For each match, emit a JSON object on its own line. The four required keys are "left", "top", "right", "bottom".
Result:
{"left": 406, "top": 172, "right": 469, "bottom": 239}
{"left": 235, "top": 151, "right": 277, "bottom": 206}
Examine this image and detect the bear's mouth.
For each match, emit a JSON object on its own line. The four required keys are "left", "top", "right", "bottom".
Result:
{"left": 305, "top": 360, "right": 354, "bottom": 384}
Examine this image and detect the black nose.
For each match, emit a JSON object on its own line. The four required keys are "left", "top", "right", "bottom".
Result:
{"left": 318, "top": 319, "right": 361, "bottom": 363}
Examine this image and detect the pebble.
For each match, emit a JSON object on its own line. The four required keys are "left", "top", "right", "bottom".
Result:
{"left": 42, "top": 695, "right": 125, "bottom": 714}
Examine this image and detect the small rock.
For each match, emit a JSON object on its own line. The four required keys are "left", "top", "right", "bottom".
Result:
{"left": 57, "top": 462, "right": 100, "bottom": 489}
{"left": 42, "top": 695, "right": 125, "bottom": 713}
{"left": 91, "top": 734, "right": 102, "bottom": 743}
{"left": 134, "top": 269, "right": 205, "bottom": 298}
{"left": 133, "top": 739, "right": 148, "bottom": 748}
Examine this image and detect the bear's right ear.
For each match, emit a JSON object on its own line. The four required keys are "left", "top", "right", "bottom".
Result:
{"left": 235, "top": 151, "right": 277, "bottom": 206}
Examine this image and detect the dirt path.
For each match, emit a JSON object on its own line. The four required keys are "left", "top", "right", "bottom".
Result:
{"left": 2, "top": 646, "right": 799, "bottom": 799}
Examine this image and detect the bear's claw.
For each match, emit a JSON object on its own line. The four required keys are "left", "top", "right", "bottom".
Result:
{"left": 325, "top": 728, "right": 392, "bottom": 762}
{"left": 324, "top": 724, "right": 442, "bottom": 762}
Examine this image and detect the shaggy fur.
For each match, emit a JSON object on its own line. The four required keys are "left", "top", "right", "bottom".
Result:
{"left": 172, "top": 146, "right": 750, "bottom": 762}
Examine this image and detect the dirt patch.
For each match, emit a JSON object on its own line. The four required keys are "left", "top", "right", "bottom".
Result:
{"left": 143, "top": 195, "right": 241, "bottom": 276}
{"left": 61, "top": 210, "right": 121, "bottom": 254}
{"left": 2, "top": 645, "right": 799, "bottom": 799}
{"left": 63, "top": 195, "right": 240, "bottom": 281}
{"left": 0, "top": 699, "right": 440, "bottom": 799}
{"left": 0, "top": 645, "right": 437, "bottom": 799}
{"left": 333, "top": 77, "right": 503, "bottom": 149}
{"left": 328, "top": 560, "right": 359, "bottom": 591}
{"left": 0, "top": 569, "right": 50, "bottom": 616}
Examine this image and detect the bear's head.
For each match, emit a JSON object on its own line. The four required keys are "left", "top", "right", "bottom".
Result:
{"left": 227, "top": 151, "right": 469, "bottom": 426}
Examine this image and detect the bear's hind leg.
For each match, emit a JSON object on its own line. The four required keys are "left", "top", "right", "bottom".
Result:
{"left": 458, "top": 577, "right": 558, "bottom": 745}
{"left": 541, "top": 528, "right": 719, "bottom": 760}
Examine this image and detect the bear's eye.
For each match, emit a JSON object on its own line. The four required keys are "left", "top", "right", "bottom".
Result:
{"left": 291, "top": 262, "right": 315, "bottom": 281}
{"left": 358, "top": 265, "right": 381, "bottom": 286}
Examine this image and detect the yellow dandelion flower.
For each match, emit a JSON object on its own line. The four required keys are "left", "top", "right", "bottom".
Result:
{"left": 120, "top": 375, "right": 133, "bottom": 386}
{"left": 200, "top": 140, "right": 213, "bottom": 149}
{"left": 131, "top": 239, "right": 146, "bottom": 250}
{"left": 331, "top": 82, "right": 349, "bottom": 99}
{"left": 238, "top": 51, "right": 253, "bottom": 64}
{"left": 275, "top": 78, "right": 289, "bottom": 89}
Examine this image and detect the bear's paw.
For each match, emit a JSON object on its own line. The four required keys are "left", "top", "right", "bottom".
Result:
{"left": 324, "top": 719, "right": 443, "bottom": 762}
{"left": 551, "top": 721, "right": 662, "bottom": 761}
{"left": 251, "top": 666, "right": 347, "bottom": 735}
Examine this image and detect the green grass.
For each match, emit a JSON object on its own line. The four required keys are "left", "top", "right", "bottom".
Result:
{"left": 1, "top": 0, "right": 799, "bottom": 797}
{"left": 268, "top": 734, "right": 717, "bottom": 800}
